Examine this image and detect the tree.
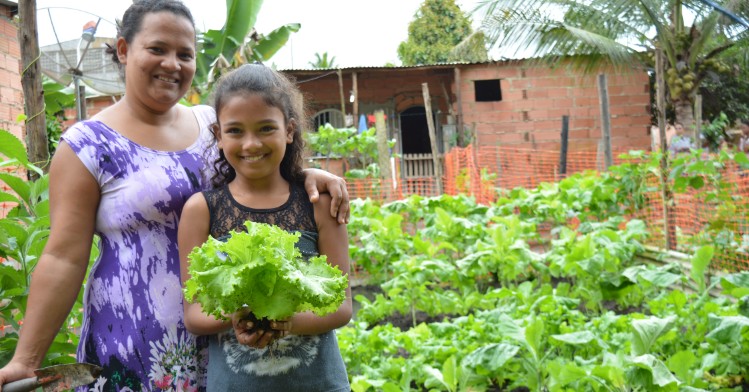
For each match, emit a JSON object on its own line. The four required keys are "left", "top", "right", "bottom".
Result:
{"left": 698, "top": 26, "right": 749, "bottom": 123}
{"left": 475, "top": 0, "right": 749, "bottom": 132}
{"left": 308, "top": 52, "right": 338, "bottom": 69}
{"left": 398, "top": 0, "right": 488, "bottom": 66}
{"left": 19, "top": 0, "right": 49, "bottom": 175}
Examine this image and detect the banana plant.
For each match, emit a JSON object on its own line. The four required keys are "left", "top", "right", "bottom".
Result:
{"left": 190, "top": 0, "right": 301, "bottom": 103}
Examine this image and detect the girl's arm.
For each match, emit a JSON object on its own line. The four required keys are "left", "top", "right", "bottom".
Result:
{"left": 0, "top": 144, "right": 99, "bottom": 387}
{"left": 302, "top": 168, "right": 350, "bottom": 224}
{"left": 178, "top": 194, "right": 231, "bottom": 335}
{"left": 288, "top": 193, "right": 353, "bottom": 335}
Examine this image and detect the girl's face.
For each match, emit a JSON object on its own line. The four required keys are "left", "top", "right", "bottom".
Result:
{"left": 117, "top": 11, "right": 196, "bottom": 112}
{"left": 216, "top": 94, "right": 294, "bottom": 183}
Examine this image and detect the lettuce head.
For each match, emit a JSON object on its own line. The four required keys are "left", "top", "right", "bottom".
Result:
{"left": 184, "top": 221, "right": 348, "bottom": 320}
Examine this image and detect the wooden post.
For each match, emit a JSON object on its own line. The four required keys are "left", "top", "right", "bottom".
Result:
{"left": 694, "top": 94, "right": 702, "bottom": 146}
{"left": 559, "top": 115, "right": 569, "bottom": 175}
{"left": 454, "top": 67, "right": 464, "bottom": 147}
{"left": 422, "top": 83, "right": 443, "bottom": 194}
{"left": 374, "top": 110, "right": 392, "bottom": 197}
{"left": 352, "top": 72, "right": 358, "bottom": 130}
{"left": 597, "top": 74, "right": 613, "bottom": 169}
{"left": 337, "top": 69, "right": 346, "bottom": 118}
{"left": 656, "top": 48, "right": 676, "bottom": 250}
{"left": 18, "top": 0, "right": 49, "bottom": 174}
{"left": 440, "top": 81, "right": 454, "bottom": 151}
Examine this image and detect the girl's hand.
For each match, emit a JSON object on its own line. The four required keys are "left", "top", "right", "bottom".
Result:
{"left": 268, "top": 318, "right": 292, "bottom": 340}
{"left": 303, "top": 168, "right": 350, "bottom": 224}
{"left": 231, "top": 309, "right": 275, "bottom": 349}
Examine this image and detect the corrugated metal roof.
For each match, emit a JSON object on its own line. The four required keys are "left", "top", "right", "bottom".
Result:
{"left": 277, "top": 59, "right": 527, "bottom": 73}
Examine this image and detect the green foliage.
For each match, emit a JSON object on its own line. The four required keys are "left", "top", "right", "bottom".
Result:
{"left": 308, "top": 52, "right": 338, "bottom": 69}
{"left": 699, "top": 67, "right": 749, "bottom": 124}
{"left": 0, "top": 128, "right": 93, "bottom": 368}
{"left": 184, "top": 221, "right": 347, "bottom": 320}
{"left": 190, "top": 0, "right": 300, "bottom": 103}
{"left": 42, "top": 78, "right": 75, "bottom": 155}
{"left": 700, "top": 112, "right": 731, "bottom": 151}
{"left": 305, "top": 124, "right": 395, "bottom": 178}
{"left": 398, "top": 0, "right": 487, "bottom": 65}
{"left": 341, "top": 151, "right": 749, "bottom": 390}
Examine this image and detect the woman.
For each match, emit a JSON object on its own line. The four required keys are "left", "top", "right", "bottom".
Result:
{"left": 0, "top": 1, "right": 348, "bottom": 391}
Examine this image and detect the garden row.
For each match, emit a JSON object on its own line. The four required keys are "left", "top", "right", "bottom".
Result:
{"left": 338, "top": 151, "right": 749, "bottom": 391}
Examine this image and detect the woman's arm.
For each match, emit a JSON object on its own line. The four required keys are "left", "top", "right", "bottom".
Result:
{"left": 302, "top": 168, "right": 350, "bottom": 224}
{"left": 287, "top": 193, "right": 352, "bottom": 336}
{"left": 0, "top": 144, "right": 99, "bottom": 388}
{"left": 178, "top": 194, "right": 232, "bottom": 335}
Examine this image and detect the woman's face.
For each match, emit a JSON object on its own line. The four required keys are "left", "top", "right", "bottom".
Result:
{"left": 118, "top": 11, "right": 196, "bottom": 112}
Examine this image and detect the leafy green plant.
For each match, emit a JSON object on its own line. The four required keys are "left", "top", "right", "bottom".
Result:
{"left": 42, "top": 78, "right": 75, "bottom": 155}
{"left": 340, "top": 156, "right": 749, "bottom": 390}
{"left": 184, "top": 221, "right": 347, "bottom": 321}
{"left": 305, "top": 124, "right": 395, "bottom": 178}
{"left": 0, "top": 128, "right": 91, "bottom": 367}
{"left": 700, "top": 112, "right": 731, "bottom": 151}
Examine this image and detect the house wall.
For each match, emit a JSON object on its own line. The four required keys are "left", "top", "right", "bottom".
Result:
{"left": 457, "top": 62, "right": 652, "bottom": 151}
{"left": 62, "top": 95, "right": 121, "bottom": 128}
{"left": 0, "top": 3, "right": 22, "bottom": 141}
{"left": 291, "top": 68, "right": 454, "bottom": 124}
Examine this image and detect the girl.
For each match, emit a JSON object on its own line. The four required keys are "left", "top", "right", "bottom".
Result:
{"left": 178, "top": 64, "right": 352, "bottom": 392}
{"left": 0, "top": 2, "right": 349, "bottom": 390}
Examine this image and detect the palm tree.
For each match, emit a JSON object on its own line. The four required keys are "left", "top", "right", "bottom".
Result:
{"left": 473, "top": 0, "right": 749, "bottom": 131}
{"left": 308, "top": 52, "right": 338, "bottom": 69}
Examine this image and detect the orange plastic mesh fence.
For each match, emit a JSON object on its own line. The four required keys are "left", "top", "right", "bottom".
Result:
{"left": 346, "top": 145, "right": 749, "bottom": 272}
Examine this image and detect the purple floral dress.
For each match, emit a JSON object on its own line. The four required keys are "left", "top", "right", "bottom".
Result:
{"left": 60, "top": 105, "right": 217, "bottom": 392}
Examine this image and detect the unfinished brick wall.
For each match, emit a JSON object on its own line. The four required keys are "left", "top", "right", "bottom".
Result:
{"left": 289, "top": 67, "right": 454, "bottom": 123}
{"left": 62, "top": 95, "right": 121, "bottom": 128}
{"left": 0, "top": 4, "right": 23, "bottom": 142}
{"left": 458, "top": 62, "right": 652, "bottom": 151}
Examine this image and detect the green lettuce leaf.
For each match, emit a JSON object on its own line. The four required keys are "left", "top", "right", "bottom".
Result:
{"left": 184, "top": 221, "right": 348, "bottom": 321}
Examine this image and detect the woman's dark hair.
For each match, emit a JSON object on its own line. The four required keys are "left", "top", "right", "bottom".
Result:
{"left": 210, "top": 64, "right": 308, "bottom": 188}
{"left": 105, "top": 0, "right": 195, "bottom": 73}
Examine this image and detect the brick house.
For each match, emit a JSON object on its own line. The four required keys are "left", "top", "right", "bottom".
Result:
{"left": 283, "top": 61, "right": 652, "bottom": 179}
{"left": 0, "top": 0, "right": 21, "bottom": 142}
{"left": 285, "top": 60, "right": 652, "bottom": 155}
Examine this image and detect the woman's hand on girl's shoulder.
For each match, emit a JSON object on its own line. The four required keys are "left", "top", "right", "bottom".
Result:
{"left": 302, "top": 169, "right": 350, "bottom": 224}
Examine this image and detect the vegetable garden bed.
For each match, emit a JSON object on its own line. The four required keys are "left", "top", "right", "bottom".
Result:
{"left": 339, "top": 185, "right": 749, "bottom": 391}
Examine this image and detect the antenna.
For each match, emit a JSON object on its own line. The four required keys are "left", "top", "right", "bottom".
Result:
{"left": 37, "top": 7, "right": 124, "bottom": 121}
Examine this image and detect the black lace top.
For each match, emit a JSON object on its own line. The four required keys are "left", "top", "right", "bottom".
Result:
{"left": 203, "top": 182, "right": 317, "bottom": 239}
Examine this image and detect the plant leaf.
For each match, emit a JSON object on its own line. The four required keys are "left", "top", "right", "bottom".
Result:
{"left": 631, "top": 316, "right": 675, "bottom": 356}
{"left": 690, "top": 245, "right": 714, "bottom": 292}
{"left": 0, "top": 130, "right": 28, "bottom": 166}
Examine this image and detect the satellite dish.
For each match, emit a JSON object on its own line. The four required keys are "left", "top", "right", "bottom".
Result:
{"left": 37, "top": 7, "right": 124, "bottom": 120}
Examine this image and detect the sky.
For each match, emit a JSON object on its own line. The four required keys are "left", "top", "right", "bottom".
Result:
{"left": 35, "top": 0, "right": 490, "bottom": 70}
